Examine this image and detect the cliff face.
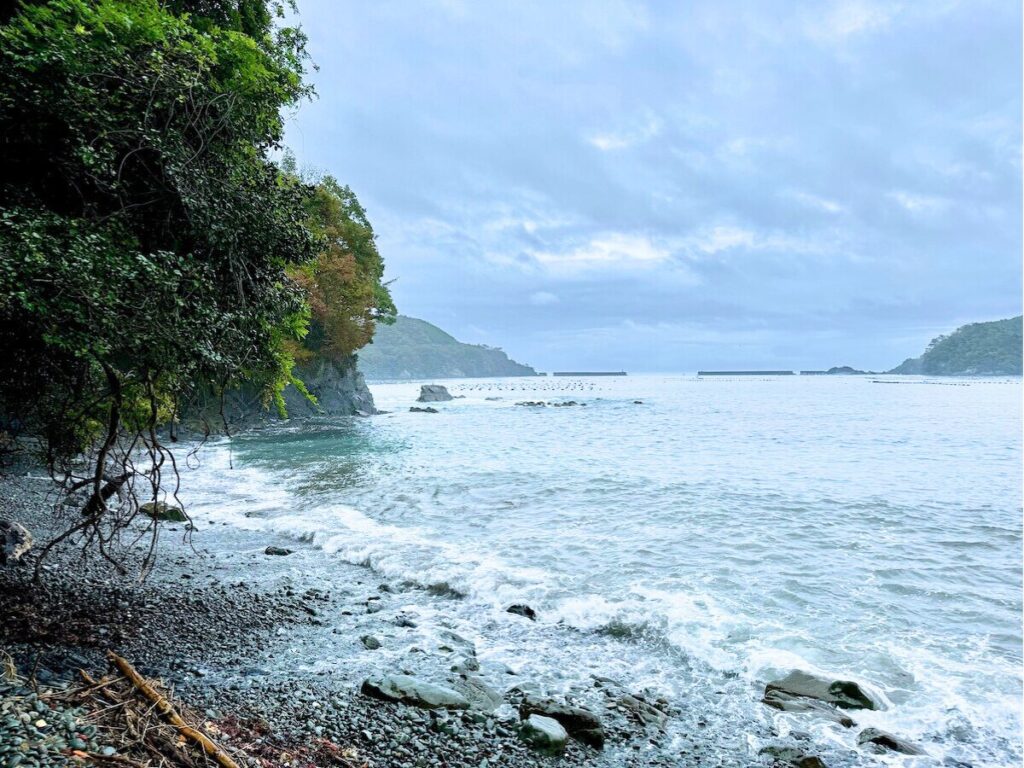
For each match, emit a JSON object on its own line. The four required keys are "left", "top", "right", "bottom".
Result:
{"left": 358, "top": 316, "right": 537, "bottom": 380}
{"left": 180, "top": 355, "right": 375, "bottom": 435}
{"left": 889, "top": 316, "right": 1023, "bottom": 376}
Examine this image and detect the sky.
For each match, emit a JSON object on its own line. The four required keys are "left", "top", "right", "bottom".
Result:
{"left": 284, "top": 0, "right": 1022, "bottom": 373}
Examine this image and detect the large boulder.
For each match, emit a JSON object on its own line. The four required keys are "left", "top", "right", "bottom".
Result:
{"left": 417, "top": 384, "right": 453, "bottom": 402}
{"left": 360, "top": 674, "right": 469, "bottom": 710}
{"left": 765, "top": 671, "right": 877, "bottom": 710}
{"left": 762, "top": 689, "right": 855, "bottom": 728}
{"left": 0, "top": 521, "right": 32, "bottom": 564}
{"left": 857, "top": 728, "right": 925, "bottom": 755}
{"left": 519, "top": 695, "right": 605, "bottom": 748}
{"left": 140, "top": 501, "right": 187, "bottom": 523}
{"left": 519, "top": 714, "right": 568, "bottom": 755}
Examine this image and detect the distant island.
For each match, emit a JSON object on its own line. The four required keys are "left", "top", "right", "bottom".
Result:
{"left": 358, "top": 315, "right": 538, "bottom": 380}
{"left": 889, "top": 316, "right": 1023, "bottom": 376}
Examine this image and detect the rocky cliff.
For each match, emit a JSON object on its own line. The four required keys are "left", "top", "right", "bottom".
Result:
{"left": 179, "top": 355, "right": 375, "bottom": 435}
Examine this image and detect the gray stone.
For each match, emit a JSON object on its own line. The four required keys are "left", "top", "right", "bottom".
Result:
{"left": 417, "top": 385, "right": 453, "bottom": 403}
{"left": 450, "top": 676, "right": 503, "bottom": 713}
{"left": 0, "top": 521, "right": 32, "bottom": 564}
{"left": 519, "top": 695, "right": 604, "bottom": 748}
{"left": 264, "top": 546, "right": 292, "bottom": 556}
{"left": 506, "top": 604, "right": 536, "bottom": 621}
{"left": 760, "top": 745, "right": 827, "bottom": 768}
{"left": 361, "top": 635, "right": 382, "bottom": 650}
{"left": 616, "top": 694, "right": 669, "bottom": 730}
{"left": 765, "top": 671, "right": 878, "bottom": 710}
{"left": 519, "top": 714, "right": 568, "bottom": 755}
{"left": 857, "top": 728, "right": 925, "bottom": 755}
{"left": 140, "top": 502, "right": 187, "bottom": 523}
{"left": 360, "top": 675, "right": 470, "bottom": 710}
{"left": 409, "top": 406, "right": 439, "bottom": 414}
{"left": 762, "top": 690, "right": 855, "bottom": 728}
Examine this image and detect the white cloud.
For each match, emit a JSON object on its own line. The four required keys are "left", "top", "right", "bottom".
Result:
{"left": 533, "top": 233, "right": 670, "bottom": 267}
{"left": 529, "top": 291, "right": 560, "bottom": 306}
{"left": 806, "top": 1, "right": 895, "bottom": 43}
{"left": 787, "top": 190, "right": 846, "bottom": 214}
{"left": 694, "top": 226, "right": 757, "bottom": 254}
{"left": 588, "top": 112, "right": 662, "bottom": 151}
{"left": 888, "top": 190, "right": 950, "bottom": 215}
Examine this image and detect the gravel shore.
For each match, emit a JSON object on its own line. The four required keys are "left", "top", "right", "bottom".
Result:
{"left": 0, "top": 467, "right": 711, "bottom": 767}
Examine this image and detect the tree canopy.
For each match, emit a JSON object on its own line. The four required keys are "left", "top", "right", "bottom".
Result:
{"left": 0, "top": 0, "right": 394, "bottom": 569}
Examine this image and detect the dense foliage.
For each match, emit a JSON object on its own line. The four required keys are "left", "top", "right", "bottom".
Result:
{"left": 890, "top": 316, "right": 1023, "bottom": 376}
{"left": 0, "top": 0, "right": 394, "bottom": 566}
{"left": 358, "top": 316, "right": 537, "bottom": 380}
{"left": 289, "top": 165, "right": 397, "bottom": 364}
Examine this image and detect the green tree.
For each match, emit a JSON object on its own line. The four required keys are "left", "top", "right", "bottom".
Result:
{"left": 0, "top": 0, "right": 319, "bottom": 571}
{"left": 290, "top": 171, "right": 397, "bottom": 362}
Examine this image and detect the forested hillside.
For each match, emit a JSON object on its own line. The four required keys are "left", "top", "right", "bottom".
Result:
{"left": 890, "top": 316, "right": 1022, "bottom": 375}
{"left": 358, "top": 316, "right": 537, "bottom": 379}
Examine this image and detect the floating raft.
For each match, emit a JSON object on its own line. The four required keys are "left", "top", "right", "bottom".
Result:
{"left": 698, "top": 370, "right": 794, "bottom": 376}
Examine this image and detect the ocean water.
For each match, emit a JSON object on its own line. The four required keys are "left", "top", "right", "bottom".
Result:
{"left": 179, "top": 374, "right": 1022, "bottom": 766}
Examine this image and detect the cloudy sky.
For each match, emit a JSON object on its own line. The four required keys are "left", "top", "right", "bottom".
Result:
{"left": 285, "top": 0, "right": 1021, "bottom": 372}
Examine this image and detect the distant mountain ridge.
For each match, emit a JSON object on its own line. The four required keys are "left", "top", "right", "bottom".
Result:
{"left": 357, "top": 315, "right": 538, "bottom": 380}
{"left": 889, "top": 316, "right": 1022, "bottom": 376}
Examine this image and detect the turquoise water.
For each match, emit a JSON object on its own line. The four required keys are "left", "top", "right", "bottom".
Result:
{"left": 182, "top": 375, "right": 1022, "bottom": 766}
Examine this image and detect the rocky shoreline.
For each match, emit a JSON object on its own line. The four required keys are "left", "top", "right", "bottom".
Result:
{"left": 0, "top": 469, "right": 698, "bottom": 767}
{"left": 0, "top": 460, "right": 937, "bottom": 768}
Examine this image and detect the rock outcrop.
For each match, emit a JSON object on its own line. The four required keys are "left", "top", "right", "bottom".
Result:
{"left": 417, "top": 384, "right": 453, "bottom": 403}
{"left": 179, "top": 355, "right": 376, "bottom": 435}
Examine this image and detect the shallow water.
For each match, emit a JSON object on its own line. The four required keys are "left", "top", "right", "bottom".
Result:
{"left": 180, "top": 374, "right": 1022, "bottom": 766}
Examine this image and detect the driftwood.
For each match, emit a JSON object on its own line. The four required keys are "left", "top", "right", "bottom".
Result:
{"left": 107, "top": 651, "right": 241, "bottom": 768}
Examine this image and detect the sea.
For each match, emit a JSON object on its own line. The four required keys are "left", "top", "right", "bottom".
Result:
{"left": 179, "top": 374, "right": 1023, "bottom": 766}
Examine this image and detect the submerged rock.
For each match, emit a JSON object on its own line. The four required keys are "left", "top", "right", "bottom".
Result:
{"left": 140, "top": 501, "right": 187, "bottom": 522}
{"left": 762, "top": 689, "right": 855, "bottom": 728}
{"left": 0, "top": 520, "right": 32, "bottom": 564}
{"left": 765, "top": 671, "right": 877, "bottom": 710}
{"left": 264, "top": 546, "right": 292, "bottom": 556}
{"left": 360, "top": 635, "right": 381, "bottom": 650}
{"left": 360, "top": 674, "right": 470, "bottom": 710}
{"left": 857, "top": 727, "right": 925, "bottom": 755}
{"left": 417, "top": 384, "right": 453, "bottom": 402}
{"left": 506, "top": 604, "right": 537, "bottom": 621}
{"left": 519, "top": 714, "right": 568, "bottom": 754}
{"left": 519, "top": 695, "right": 605, "bottom": 748}
{"left": 409, "top": 406, "right": 439, "bottom": 413}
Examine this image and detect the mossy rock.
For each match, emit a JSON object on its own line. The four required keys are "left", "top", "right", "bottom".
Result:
{"left": 140, "top": 501, "right": 187, "bottom": 522}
